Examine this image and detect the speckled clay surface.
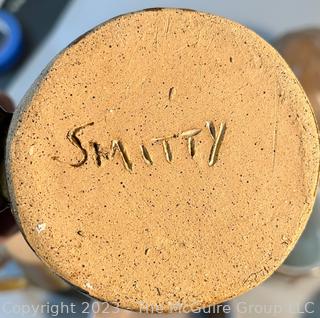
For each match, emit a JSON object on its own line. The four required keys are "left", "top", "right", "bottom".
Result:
{"left": 6, "top": 8, "right": 320, "bottom": 312}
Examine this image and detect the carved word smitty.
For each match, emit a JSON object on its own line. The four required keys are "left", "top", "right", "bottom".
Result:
{"left": 63, "top": 121, "right": 226, "bottom": 172}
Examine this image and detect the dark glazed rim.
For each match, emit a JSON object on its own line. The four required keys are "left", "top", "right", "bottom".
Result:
{"left": 4, "top": 7, "right": 320, "bottom": 313}
{"left": 0, "top": 94, "right": 18, "bottom": 238}
{"left": 0, "top": 96, "right": 13, "bottom": 212}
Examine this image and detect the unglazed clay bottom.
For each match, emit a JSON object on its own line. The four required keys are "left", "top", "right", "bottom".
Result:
{"left": 6, "top": 8, "right": 320, "bottom": 312}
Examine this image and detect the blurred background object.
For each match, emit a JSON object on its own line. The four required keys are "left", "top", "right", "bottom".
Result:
{"left": 0, "top": 0, "right": 320, "bottom": 317}
{"left": 0, "top": 10, "right": 23, "bottom": 73}
{"left": 275, "top": 29, "right": 320, "bottom": 125}
{"left": 0, "top": 0, "right": 70, "bottom": 87}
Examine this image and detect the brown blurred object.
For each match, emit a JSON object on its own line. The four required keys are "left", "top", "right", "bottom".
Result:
{"left": 0, "top": 277, "right": 27, "bottom": 291}
{"left": 275, "top": 29, "right": 320, "bottom": 124}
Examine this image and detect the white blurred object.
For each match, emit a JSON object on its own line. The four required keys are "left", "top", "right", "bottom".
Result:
{"left": 231, "top": 272, "right": 320, "bottom": 318}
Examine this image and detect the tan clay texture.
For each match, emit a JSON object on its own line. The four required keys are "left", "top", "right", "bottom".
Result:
{"left": 6, "top": 8, "right": 320, "bottom": 312}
